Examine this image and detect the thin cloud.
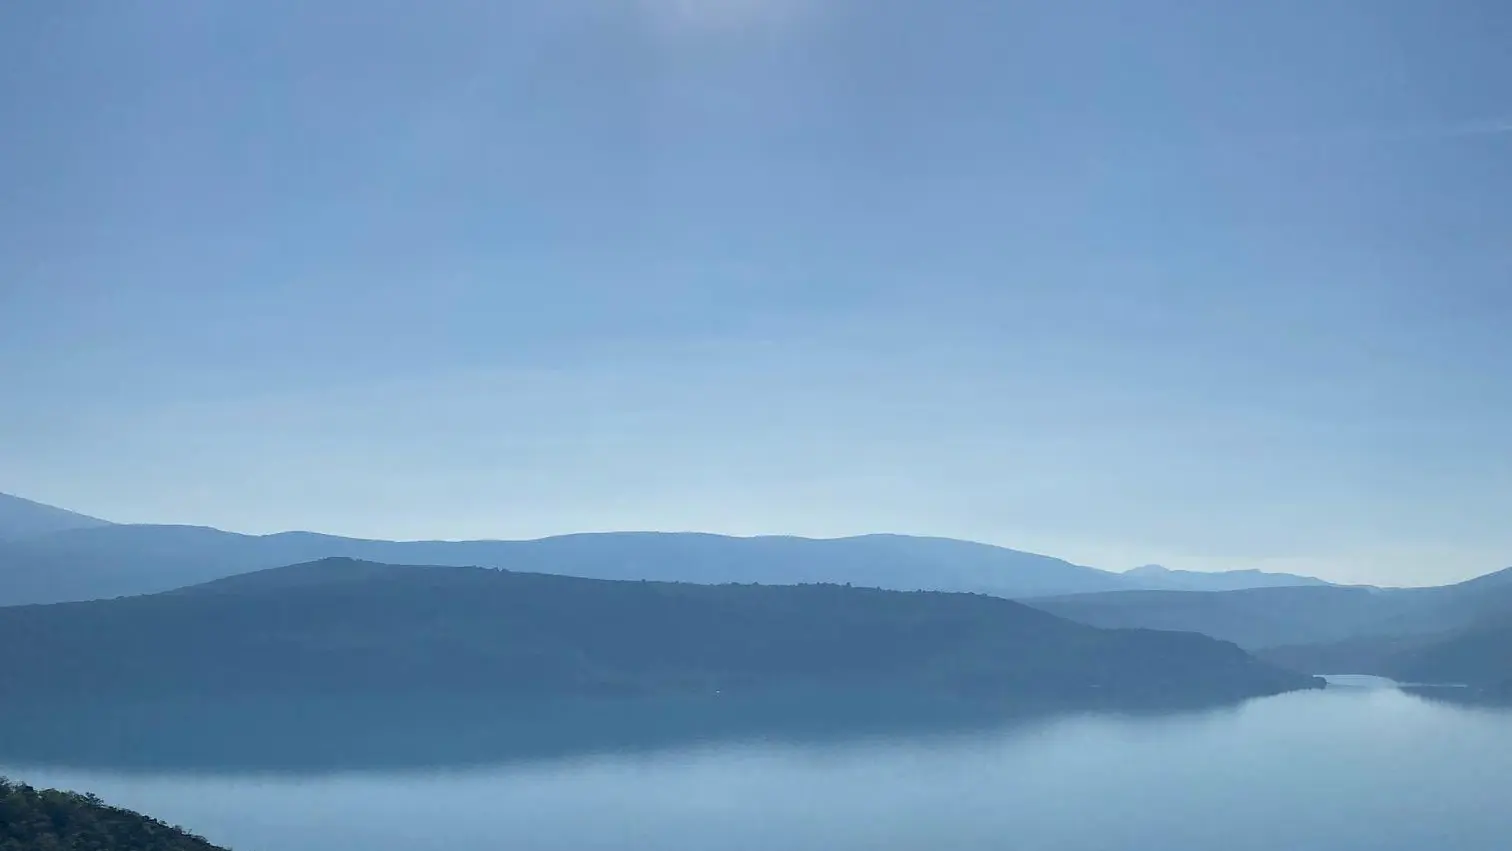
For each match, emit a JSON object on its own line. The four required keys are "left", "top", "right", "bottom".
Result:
{"left": 1375, "top": 117, "right": 1512, "bottom": 141}
{"left": 1262, "top": 117, "right": 1512, "bottom": 150}
{"left": 636, "top": 0, "right": 811, "bottom": 34}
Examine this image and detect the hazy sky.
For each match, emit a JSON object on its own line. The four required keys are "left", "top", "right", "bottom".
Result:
{"left": 3, "top": 1, "right": 1510, "bottom": 585}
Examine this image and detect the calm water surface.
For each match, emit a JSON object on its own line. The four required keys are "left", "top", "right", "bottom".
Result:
{"left": 5, "top": 680, "right": 1509, "bottom": 851}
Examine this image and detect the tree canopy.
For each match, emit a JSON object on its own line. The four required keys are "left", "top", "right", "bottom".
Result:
{"left": 0, "top": 777, "right": 227, "bottom": 851}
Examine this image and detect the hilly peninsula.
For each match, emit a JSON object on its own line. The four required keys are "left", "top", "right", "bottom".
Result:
{"left": 0, "top": 558, "right": 1319, "bottom": 708}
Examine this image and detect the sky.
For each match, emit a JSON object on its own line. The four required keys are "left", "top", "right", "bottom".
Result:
{"left": 2, "top": 0, "right": 1509, "bottom": 586}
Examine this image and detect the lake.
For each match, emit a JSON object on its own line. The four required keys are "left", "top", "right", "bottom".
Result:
{"left": 4, "top": 678, "right": 1509, "bottom": 851}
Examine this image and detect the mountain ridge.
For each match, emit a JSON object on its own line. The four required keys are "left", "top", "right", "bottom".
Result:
{"left": 0, "top": 556, "right": 1322, "bottom": 707}
{"left": 1, "top": 523, "right": 1132, "bottom": 605}
{"left": 0, "top": 491, "right": 1344, "bottom": 606}
{"left": 1123, "top": 563, "right": 1335, "bottom": 591}
{"left": 0, "top": 492, "right": 112, "bottom": 540}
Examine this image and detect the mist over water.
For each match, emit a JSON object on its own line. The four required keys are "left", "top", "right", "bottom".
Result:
{"left": 5, "top": 683, "right": 1509, "bottom": 851}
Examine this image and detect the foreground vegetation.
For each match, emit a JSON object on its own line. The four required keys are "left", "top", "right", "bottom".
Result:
{"left": 0, "top": 777, "right": 226, "bottom": 850}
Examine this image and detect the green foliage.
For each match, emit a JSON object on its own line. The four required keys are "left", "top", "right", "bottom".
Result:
{"left": 0, "top": 777, "right": 226, "bottom": 850}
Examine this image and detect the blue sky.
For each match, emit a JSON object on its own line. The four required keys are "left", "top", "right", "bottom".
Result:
{"left": 2, "top": 0, "right": 1509, "bottom": 585}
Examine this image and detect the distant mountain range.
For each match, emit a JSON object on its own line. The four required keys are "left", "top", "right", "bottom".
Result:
{"left": 5, "top": 490, "right": 1502, "bottom": 695}
{"left": 2, "top": 490, "right": 1506, "bottom": 704}
{"left": 1124, "top": 563, "right": 1334, "bottom": 592}
{"left": 0, "top": 492, "right": 1342, "bottom": 606}
{"left": 0, "top": 556, "right": 1321, "bottom": 707}
{"left": 0, "top": 523, "right": 1129, "bottom": 605}
{"left": 0, "top": 492, "right": 111, "bottom": 539}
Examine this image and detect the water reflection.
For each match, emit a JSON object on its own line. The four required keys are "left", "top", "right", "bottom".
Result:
{"left": 0, "top": 691, "right": 1252, "bottom": 774}
{"left": 1404, "top": 685, "right": 1512, "bottom": 711}
{"left": 1318, "top": 674, "right": 1404, "bottom": 689}
{"left": 6, "top": 687, "right": 1512, "bottom": 851}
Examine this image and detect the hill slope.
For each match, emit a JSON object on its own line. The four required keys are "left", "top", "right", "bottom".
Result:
{"left": 0, "top": 492, "right": 111, "bottom": 540}
{"left": 0, "top": 558, "right": 1319, "bottom": 706}
{"left": 0, "top": 525, "right": 1138, "bottom": 605}
{"left": 1031, "top": 568, "right": 1512, "bottom": 653}
{"left": 1258, "top": 608, "right": 1512, "bottom": 690}
{"left": 1029, "top": 586, "right": 1415, "bottom": 649}
{"left": 0, "top": 777, "right": 226, "bottom": 850}
{"left": 1387, "top": 621, "right": 1512, "bottom": 690}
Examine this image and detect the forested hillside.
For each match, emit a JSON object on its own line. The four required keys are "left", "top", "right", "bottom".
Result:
{"left": 0, "top": 777, "right": 227, "bottom": 851}
{"left": 0, "top": 557, "right": 1319, "bottom": 707}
